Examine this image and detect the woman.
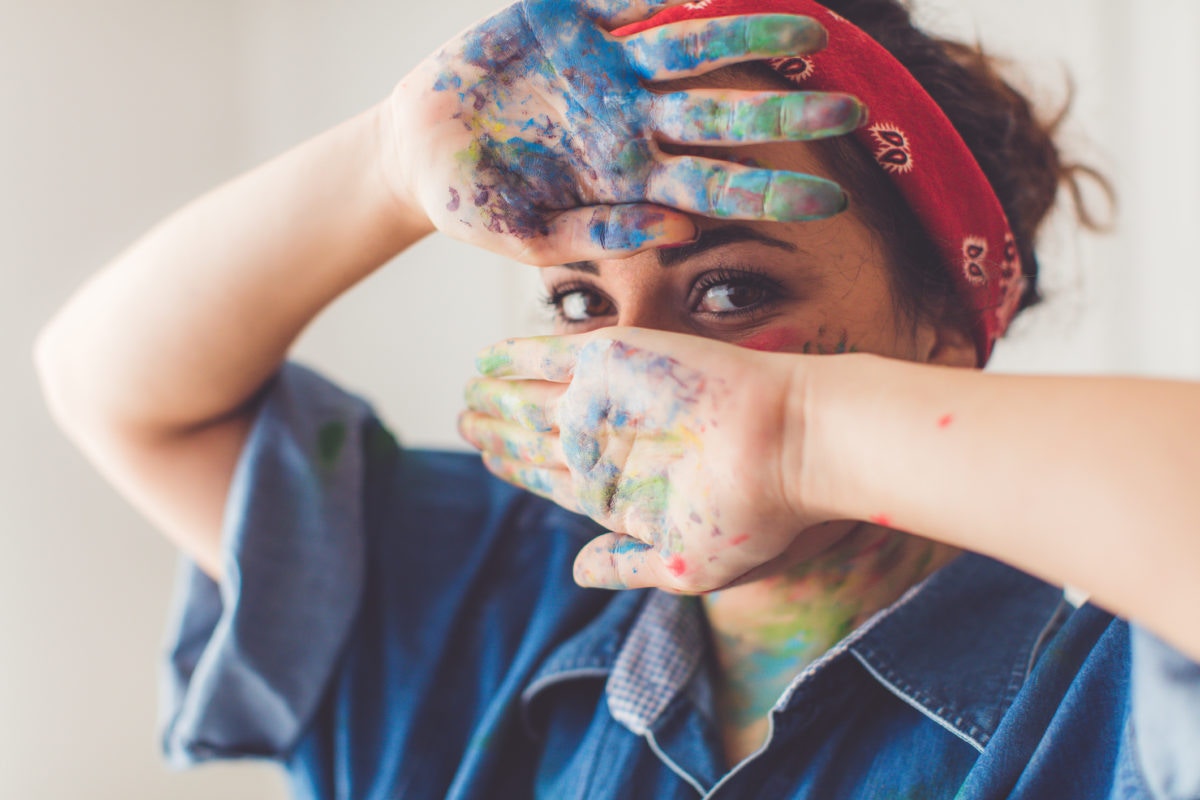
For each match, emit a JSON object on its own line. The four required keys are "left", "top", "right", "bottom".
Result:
{"left": 34, "top": 0, "right": 1200, "bottom": 797}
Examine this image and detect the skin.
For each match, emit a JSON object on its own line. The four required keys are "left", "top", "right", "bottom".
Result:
{"left": 459, "top": 132, "right": 976, "bottom": 764}
{"left": 386, "top": 0, "right": 865, "bottom": 265}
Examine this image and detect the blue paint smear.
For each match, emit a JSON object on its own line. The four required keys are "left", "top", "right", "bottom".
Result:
{"left": 613, "top": 538, "right": 653, "bottom": 555}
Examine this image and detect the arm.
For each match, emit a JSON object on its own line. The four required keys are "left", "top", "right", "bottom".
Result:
{"left": 34, "top": 0, "right": 855, "bottom": 580}
{"left": 460, "top": 329, "right": 1200, "bottom": 661}
{"left": 33, "top": 104, "right": 423, "bottom": 578}
{"left": 803, "top": 354, "right": 1200, "bottom": 662}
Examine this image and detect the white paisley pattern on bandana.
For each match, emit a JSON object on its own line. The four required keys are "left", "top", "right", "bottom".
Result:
{"left": 768, "top": 55, "right": 816, "bottom": 83}
{"left": 962, "top": 236, "right": 989, "bottom": 286}
{"left": 868, "top": 123, "right": 914, "bottom": 175}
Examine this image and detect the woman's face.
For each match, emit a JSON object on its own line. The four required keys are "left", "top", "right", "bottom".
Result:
{"left": 538, "top": 136, "right": 974, "bottom": 585}
{"left": 541, "top": 138, "right": 970, "bottom": 366}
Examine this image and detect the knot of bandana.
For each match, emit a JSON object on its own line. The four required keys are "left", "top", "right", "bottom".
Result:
{"left": 618, "top": 0, "right": 1023, "bottom": 364}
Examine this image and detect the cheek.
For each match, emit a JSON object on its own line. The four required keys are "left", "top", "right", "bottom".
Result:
{"left": 736, "top": 328, "right": 800, "bottom": 352}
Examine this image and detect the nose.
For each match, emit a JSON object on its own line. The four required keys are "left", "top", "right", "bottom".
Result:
{"left": 614, "top": 298, "right": 691, "bottom": 334}
{"left": 593, "top": 252, "right": 693, "bottom": 334}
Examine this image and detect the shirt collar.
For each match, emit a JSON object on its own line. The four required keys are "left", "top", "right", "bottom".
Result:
{"left": 522, "top": 552, "right": 1067, "bottom": 749}
{"left": 846, "top": 552, "right": 1069, "bottom": 750}
{"left": 520, "top": 588, "right": 648, "bottom": 733}
{"left": 520, "top": 587, "right": 708, "bottom": 738}
{"left": 605, "top": 591, "right": 706, "bottom": 735}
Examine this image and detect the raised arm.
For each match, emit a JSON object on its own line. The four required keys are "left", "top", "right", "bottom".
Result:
{"left": 460, "top": 328, "right": 1200, "bottom": 662}
{"left": 33, "top": 105, "right": 422, "bottom": 578}
{"left": 34, "top": 0, "right": 861, "bottom": 579}
{"left": 804, "top": 353, "right": 1200, "bottom": 662}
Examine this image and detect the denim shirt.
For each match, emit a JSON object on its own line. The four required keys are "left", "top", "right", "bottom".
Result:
{"left": 160, "top": 362, "right": 1200, "bottom": 799}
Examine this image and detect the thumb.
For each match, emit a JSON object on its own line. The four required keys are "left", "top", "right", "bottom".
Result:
{"left": 574, "top": 532, "right": 726, "bottom": 592}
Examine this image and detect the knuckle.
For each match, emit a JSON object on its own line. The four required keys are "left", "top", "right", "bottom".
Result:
{"left": 704, "top": 169, "right": 730, "bottom": 215}
{"left": 682, "top": 31, "right": 705, "bottom": 67}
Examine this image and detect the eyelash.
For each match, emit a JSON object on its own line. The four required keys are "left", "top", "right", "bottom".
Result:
{"left": 692, "top": 267, "right": 785, "bottom": 318}
{"left": 542, "top": 266, "right": 786, "bottom": 325}
{"left": 542, "top": 281, "right": 606, "bottom": 325}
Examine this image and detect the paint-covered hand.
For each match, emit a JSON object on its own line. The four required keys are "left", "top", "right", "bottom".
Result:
{"left": 459, "top": 327, "right": 825, "bottom": 592}
{"left": 382, "top": 0, "right": 864, "bottom": 265}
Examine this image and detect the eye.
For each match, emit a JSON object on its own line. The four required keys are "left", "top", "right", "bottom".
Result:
{"left": 691, "top": 268, "right": 784, "bottom": 318}
{"left": 546, "top": 286, "right": 615, "bottom": 324}
{"left": 696, "top": 281, "right": 768, "bottom": 313}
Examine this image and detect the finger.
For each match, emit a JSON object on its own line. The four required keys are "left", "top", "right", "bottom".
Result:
{"left": 582, "top": 0, "right": 706, "bottom": 29}
{"left": 481, "top": 452, "right": 583, "bottom": 513}
{"left": 622, "top": 15, "right": 826, "bottom": 81}
{"left": 463, "top": 376, "right": 563, "bottom": 432}
{"left": 574, "top": 532, "right": 719, "bottom": 591}
{"left": 512, "top": 204, "right": 700, "bottom": 266}
{"left": 652, "top": 90, "right": 866, "bottom": 145}
{"left": 458, "top": 411, "right": 566, "bottom": 468}
{"left": 573, "top": 532, "right": 658, "bottom": 589}
{"left": 474, "top": 336, "right": 584, "bottom": 380}
{"left": 647, "top": 155, "right": 847, "bottom": 221}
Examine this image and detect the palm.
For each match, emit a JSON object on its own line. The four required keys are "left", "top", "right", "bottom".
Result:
{"left": 416, "top": 2, "right": 644, "bottom": 239}
{"left": 386, "top": 0, "right": 861, "bottom": 263}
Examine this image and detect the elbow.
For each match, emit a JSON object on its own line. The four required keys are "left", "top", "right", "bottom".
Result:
{"left": 33, "top": 322, "right": 69, "bottom": 429}
{"left": 33, "top": 318, "right": 87, "bottom": 438}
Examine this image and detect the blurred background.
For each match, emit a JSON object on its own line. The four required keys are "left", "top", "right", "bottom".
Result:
{"left": 3, "top": 0, "right": 1197, "bottom": 797}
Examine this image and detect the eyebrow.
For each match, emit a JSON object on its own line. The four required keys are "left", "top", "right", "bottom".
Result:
{"left": 560, "top": 224, "right": 798, "bottom": 274}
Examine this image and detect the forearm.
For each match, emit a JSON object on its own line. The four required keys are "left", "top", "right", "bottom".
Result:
{"left": 802, "top": 354, "right": 1200, "bottom": 661}
{"left": 35, "top": 101, "right": 428, "bottom": 435}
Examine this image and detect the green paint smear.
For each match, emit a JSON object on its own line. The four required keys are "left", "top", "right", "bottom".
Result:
{"left": 364, "top": 422, "right": 398, "bottom": 464}
{"left": 616, "top": 473, "right": 670, "bottom": 516}
{"left": 316, "top": 421, "right": 347, "bottom": 468}
{"left": 475, "top": 349, "right": 513, "bottom": 376}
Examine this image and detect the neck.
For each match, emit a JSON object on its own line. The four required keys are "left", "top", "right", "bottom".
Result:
{"left": 702, "top": 523, "right": 960, "bottom": 759}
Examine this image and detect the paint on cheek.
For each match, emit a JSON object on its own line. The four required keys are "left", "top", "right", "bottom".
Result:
{"left": 938, "top": 414, "right": 955, "bottom": 429}
{"left": 869, "top": 514, "right": 893, "bottom": 527}
{"left": 446, "top": 187, "right": 461, "bottom": 212}
{"left": 738, "top": 328, "right": 797, "bottom": 352}
{"left": 729, "top": 533, "right": 751, "bottom": 546}
{"left": 665, "top": 554, "right": 688, "bottom": 577}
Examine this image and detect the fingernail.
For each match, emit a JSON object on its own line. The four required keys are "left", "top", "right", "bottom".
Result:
{"left": 764, "top": 174, "right": 848, "bottom": 221}
{"left": 810, "top": 95, "right": 868, "bottom": 131}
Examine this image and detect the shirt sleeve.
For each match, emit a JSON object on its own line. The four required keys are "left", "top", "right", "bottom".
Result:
{"left": 1130, "top": 623, "right": 1200, "bottom": 800}
{"left": 158, "top": 361, "right": 383, "bottom": 767}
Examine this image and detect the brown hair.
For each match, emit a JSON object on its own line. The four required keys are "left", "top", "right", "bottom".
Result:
{"left": 746, "top": 0, "right": 1112, "bottom": 335}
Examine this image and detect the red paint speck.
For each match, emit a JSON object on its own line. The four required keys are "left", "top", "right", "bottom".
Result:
{"left": 665, "top": 555, "right": 688, "bottom": 576}
{"left": 938, "top": 414, "right": 955, "bottom": 429}
{"left": 869, "top": 514, "right": 893, "bottom": 527}
{"left": 729, "top": 534, "right": 750, "bottom": 546}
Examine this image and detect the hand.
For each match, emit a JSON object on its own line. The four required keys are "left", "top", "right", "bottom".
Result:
{"left": 383, "top": 0, "right": 864, "bottom": 265}
{"left": 459, "top": 327, "right": 829, "bottom": 592}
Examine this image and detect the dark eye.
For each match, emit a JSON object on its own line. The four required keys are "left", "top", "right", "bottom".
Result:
{"left": 551, "top": 288, "right": 614, "bottom": 323}
{"left": 696, "top": 281, "right": 768, "bottom": 313}
{"left": 691, "top": 268, "right": 784, "bottom": 318}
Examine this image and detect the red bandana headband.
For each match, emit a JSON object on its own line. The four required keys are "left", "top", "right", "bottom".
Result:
{"left": 619, "top": 0, "right": 1024, "bottom": 364}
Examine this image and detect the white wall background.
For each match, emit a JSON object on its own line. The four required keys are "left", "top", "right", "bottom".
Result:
{"left": 3, "top": 1, "right": 1196, "bottom": 797}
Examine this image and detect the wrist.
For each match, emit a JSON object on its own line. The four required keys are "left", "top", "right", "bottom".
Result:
{"left": 785, "top": 352, "right": 879, "bottom": 524}
{"left": 371, "top": 90, "right": 436, "bottom": 242}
